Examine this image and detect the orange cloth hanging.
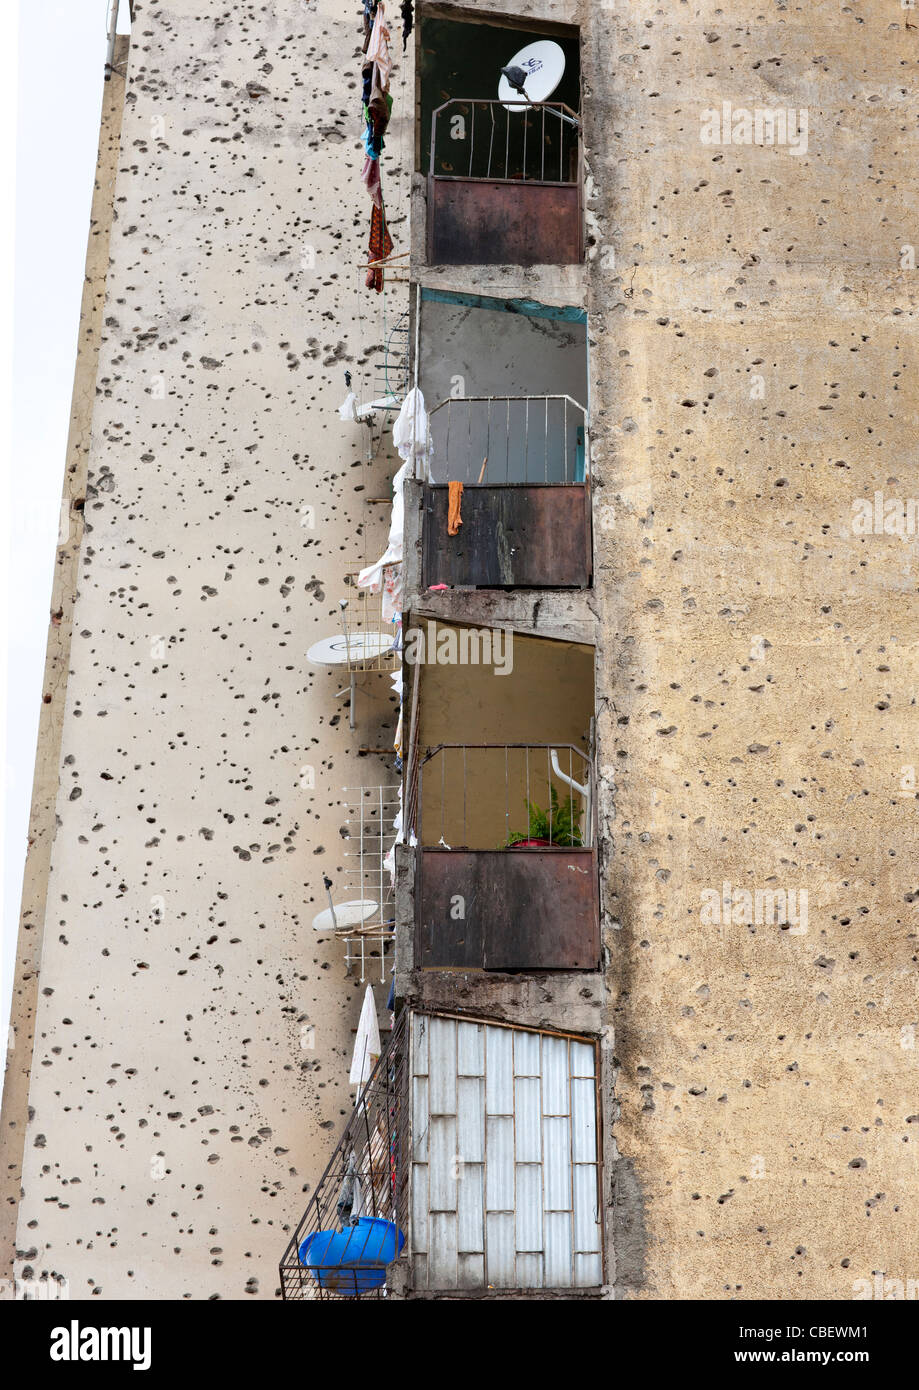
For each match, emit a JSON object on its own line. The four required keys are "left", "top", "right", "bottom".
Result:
{"left": 447, "top": 481, "right": 463, "bottom": 536}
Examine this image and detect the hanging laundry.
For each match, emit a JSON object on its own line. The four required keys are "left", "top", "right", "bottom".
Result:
{"left": 364, "top": 3, "right": 393, "bottom": 89}
{"left": 381, "top": 563, "right": 403, "bottom": 624}
{"left": 338, "top": 389, "right": 359, "bottom": 421}
{"left": 447, "top": 481, "right": 464, "bottom": 536}
{"left": 400, "top": 0, "right": 413, "bottom": 52}
{"left": 350, "top": 985, "right": 382, "bottom": 1090}
{"left": 361, "top": 153, "right": 382, "bottom": 206}
{"left": 365, "top": 198, "right": 393, "bottom": 292}
{"left": 366, "top": 68, "right": 392, "bottom": 143}
{"left": 362, "top": 0, "right": 378, "bottom": 54}
{"left": 392, "top": 387, "right": 434, "bottom": 475}
{"left": 358, "top": 459, "right": 410, "bottom": 594}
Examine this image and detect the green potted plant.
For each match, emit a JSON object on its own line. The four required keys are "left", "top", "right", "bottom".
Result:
{"left": 506, "top": 787, "right": 583, "bottom": 848}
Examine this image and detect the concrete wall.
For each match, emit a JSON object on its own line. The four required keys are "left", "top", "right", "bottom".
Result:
{"left": 584, "top": 2, "right": 919, "bottom": 1299}
{"left": 0, "top": 36, "right": 130, "bottom": 1283}
{"left": 1, "top": 2, "right": 412, "bottom": 1299}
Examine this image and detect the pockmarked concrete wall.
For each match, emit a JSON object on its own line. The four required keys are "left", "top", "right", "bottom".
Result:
{"left": 584, "top": 2, "right": 919, "bottom": 1299}
{"left": 1, "top": 1, "right": 411, "bottom": 1299}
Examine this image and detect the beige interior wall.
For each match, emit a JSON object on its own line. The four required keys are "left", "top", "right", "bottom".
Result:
{"left": 415, "top": 624, "right": 594, "bottom": 847}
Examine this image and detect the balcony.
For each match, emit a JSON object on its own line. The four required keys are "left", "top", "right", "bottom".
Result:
{"left": 422, "top": 394, "right": 591, "bottom": 590}
{"left": 279, "top": 1011, "right": 409, "bottom": 1301}
{"left": 427, "top": 99, "right": 582, "bottom": 267}
{"left": 412, "top": 743, "right": 599, "bottom": 972}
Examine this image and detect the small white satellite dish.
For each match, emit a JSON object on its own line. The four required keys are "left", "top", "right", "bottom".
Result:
{"left": 498, "top": 39, "right": 566, "bottom": 108}
{"left": 307, "top": 632, "right": 393, "bottom": 666}
{"left": 312, "top": 899, "right": 378, "bottom": 933}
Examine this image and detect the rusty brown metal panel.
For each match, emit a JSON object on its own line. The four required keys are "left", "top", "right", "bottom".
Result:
{"left": 421, "top": 485, "right": 591, "bottom": 589}
{"left": 417, "top": 849, "right": 599, "bottom": 970}
{"left": 428, "top": 177, "right": 581, "bottom": 267}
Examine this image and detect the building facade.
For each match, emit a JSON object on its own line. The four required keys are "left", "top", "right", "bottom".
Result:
{"left": 3, "top": 0, "right": 918, "bottom": 1302}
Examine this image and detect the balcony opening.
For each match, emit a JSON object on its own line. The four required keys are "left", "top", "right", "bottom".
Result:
{"left": 418, "top": 14, "right": 582, "bottom": 266}
{"left": 406, "top": 623, "right": 599, "bottom": 970}
{"left": 417, "top": 290, "right": 591, "bottom": 588}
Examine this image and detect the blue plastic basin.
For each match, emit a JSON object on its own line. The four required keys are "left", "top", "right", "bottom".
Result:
{"left": 299, "top": 1216, "right": 405, "bottom": 1295}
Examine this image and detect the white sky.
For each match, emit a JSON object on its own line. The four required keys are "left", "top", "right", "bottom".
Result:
{"left": 2, "top": 1, "right": 132, "bottom": 1051}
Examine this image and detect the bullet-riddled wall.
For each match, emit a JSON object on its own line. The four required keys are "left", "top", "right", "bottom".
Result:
{"left": 584, "top": 4, "right": 919, "bottom": 1299}
{"left": 1, "top": 0, "right": 413, "bottom": 1299}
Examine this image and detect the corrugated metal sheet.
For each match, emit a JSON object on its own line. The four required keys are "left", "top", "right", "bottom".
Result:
{"left": 410, "top": 1013, "right": 602, "bottom": 1291}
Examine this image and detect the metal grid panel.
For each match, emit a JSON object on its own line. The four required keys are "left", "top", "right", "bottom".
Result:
{"left": 410, "top": 1014, "right": 602, "bottom": 1292}
{"left": 336, "top": 785, "right": 399, "bottom": 983}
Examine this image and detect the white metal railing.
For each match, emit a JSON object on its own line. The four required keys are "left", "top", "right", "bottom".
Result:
{"left": 429, "top": 99, "right": 580, "bottom": 185}
{"left": 416, "top": 743, "right": 593, "bottom": 851}
{"left": 428, "top": 394, "right": 587, "bottom": 485}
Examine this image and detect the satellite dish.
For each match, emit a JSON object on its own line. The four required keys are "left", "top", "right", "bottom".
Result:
{"left": 307, "top": 632, "right": 393, "bottom": 666}
{"left": 312, "top": 899, "right": 379, "bottom": 932}
{"left": 498, "top": 39, "right": 566, "bottom": 107}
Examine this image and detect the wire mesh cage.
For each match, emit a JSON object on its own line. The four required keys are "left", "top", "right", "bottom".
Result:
{"left": 279, "top": 1009, "right": 409, "bottom": 1301}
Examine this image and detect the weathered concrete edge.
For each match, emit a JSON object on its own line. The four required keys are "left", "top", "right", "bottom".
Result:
{"left": 0, "top": 38, "right": 129, "bottom": 1275}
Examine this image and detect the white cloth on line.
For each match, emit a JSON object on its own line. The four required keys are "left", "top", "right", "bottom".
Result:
{"left": 392, "top": 387, "right": 435, "bottom": 478}
{"left": 350, "top": 984, "right": 382, "bottom": 1090}
{"left": 357, "top": 458, "right": 410, "bottom": 592}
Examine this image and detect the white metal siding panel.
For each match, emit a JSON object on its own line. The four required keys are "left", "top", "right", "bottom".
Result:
{"left": 514, "top": 1026, "right": 541, "bottom": 1077}
{"left": 429, "top": 1114, "right": 458, "bottom": 1211}
{"left": 543, "top": 1115, "right": 572, "bottom": 1210}
{"left": 574, "top": 1252, "right": 603, "bottom": 1288}
{"left": 457, "top": 1253, "right": 485, "bottom": 1288}
{"left": 515, "top": 1163, "right": 543, "bottom": 1252}
{"left": 544, "top": 1211, "right": 573, "bottom": 1286}
{"left": 412, "top": 1075, "right": 429, "bottom": 1161}
{"left": 411, "top": 1016, "right": 602, "bottom": 1292}
{"left": 486, "top": 1211, "right": 516, "bottom": 1287}
{"left": 541, "top": 1035, "right": 570, "bottom": 1115}
{"left": 514, "top": 1076, "right": 542, "bottom": 1163}
{"left": 456, "top": 1076, "right": 485, "bottom": 1164}
{"left": 457, "top": 1164, "right": 485, "bottom": 1252}
{"left": 485, "top": 1025, "right": 514, "bottom": 1113}
{"left": 429, "top": 1211, "right": 458, "bottom": 1287}
{"left": 484, "top": 1114, "right": 514, "bottom": 1210}
{"left": 457, "top": 1020, "right": 485, "bottom": 1075}
{"left": 515, "top": 1253, "right": 543, "bottom": 1289}
{"left": 569, "top": 1037, "right": 595, "bottom": 1077}
{"left": 573, "top": 1164, "right": 601, "bottom": 1253}
{"left": 413, "top": 1013, "right": 429, "bottom": 1074}
{"left": 570, "top": 1076, "right": 597, "bottom": 1163}
{"left": 412, "top": 1164, "right": 430, "bottom": 1254}
{"left": 429, "top": 1016, "right": 456, "bottom": 1115}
